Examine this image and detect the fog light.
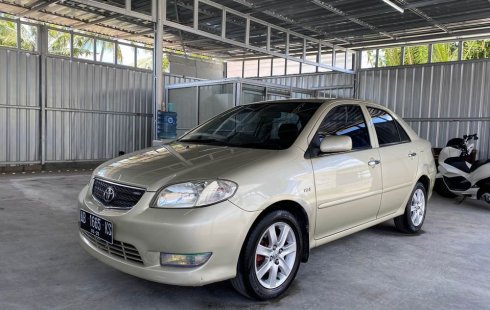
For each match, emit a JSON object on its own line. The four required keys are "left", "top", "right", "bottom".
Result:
{"left": 160, "top": 252, "right": 212, "bottom": 267}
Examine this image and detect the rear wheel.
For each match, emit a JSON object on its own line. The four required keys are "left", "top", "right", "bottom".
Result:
{"left": 231, "top": 210, "right": 303, "bottom": 300}
{"left": 394, "top": 182, "right": 427, "bottom": 234}
{"left": 434, "top": 178, "right": 457, "bottom": 198}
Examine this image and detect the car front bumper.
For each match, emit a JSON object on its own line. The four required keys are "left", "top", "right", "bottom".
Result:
{"left": 78, "top": 183, "right": 258, "bottom": 286}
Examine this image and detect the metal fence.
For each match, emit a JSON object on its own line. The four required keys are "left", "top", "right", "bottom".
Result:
{"left": 357, "top": 59, "right": 490, "bottom": 159}
{"left": 0, "top": 47, "right": 200, "bottom": 165}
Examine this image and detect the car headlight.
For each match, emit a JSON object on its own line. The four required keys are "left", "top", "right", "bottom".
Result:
{"left": 153, "top": 180, "right": 238, "bottom": 209}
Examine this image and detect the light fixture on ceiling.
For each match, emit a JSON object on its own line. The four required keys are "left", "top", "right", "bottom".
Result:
{"left": 382, "top": 0, "right": 405, "bottom": 13}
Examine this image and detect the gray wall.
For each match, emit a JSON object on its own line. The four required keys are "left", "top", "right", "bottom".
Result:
{"left": 3, "top": 44, "right": 489, "bottom": 164}
{"left": 0, "top": 49, "right": 41, "bottom": 164}
{"left": 0, "top": 47, "right": 200, "bottom": 165}
{"left": 45, "top": 57, "right": 153, "bottom": 162}
{"left": 357, "top": 59, "right": 490, "bottom": 159}
{"left": 169, "top": 54, "right": 224, "bottom": 80}
{"left": 255, "top": 72, "right": 355, "bottom": 98}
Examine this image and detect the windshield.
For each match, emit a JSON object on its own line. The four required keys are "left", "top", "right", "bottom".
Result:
{"left": 179, "top": 102, "right": 323, "bottom": 150}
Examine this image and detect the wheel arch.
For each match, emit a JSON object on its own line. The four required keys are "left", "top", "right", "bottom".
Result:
{"left": 417, "top": 175, "right": 431, "bottom": 193}
{"left": 241, "top": 200, "right": 310, "bottom": 263}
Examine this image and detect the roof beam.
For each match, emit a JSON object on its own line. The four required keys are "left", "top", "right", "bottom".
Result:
{"left": 404, "top": 0, "right": 459, "bottom": 9}
{"left": 70, "top": 0, "right": 154, "bottom": 22}
{"left": 70, "top": 14, "right": 123, "bottom": 30}
{"left": 350, "top": 28, "right": 490, "bottom": 49}
{"left": 396, "top": 0, "right": 451, "bottom": 33}
{"left": 231, "top": 0, "right": 351, "bottom": 44}
{"left": 310, "top": 0, "right": 396, "bottom": 40}
{"left": 18, "top": 0, "right": 59, "bottom": 17}
{"left": 116, "top": 29, "right": 154, "bottom": 39}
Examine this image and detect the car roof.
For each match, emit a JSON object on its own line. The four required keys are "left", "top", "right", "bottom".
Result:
{"left": 243, "top": 98, "right": 380, "bottom": 108}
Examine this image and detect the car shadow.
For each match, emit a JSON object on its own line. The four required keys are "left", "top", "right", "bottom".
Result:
{"left": 367, "top": 221, "right": 426, "bottom": 237}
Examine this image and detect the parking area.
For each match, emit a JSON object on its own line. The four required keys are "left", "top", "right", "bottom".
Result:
{"left": 1, "top": 173, "right": 489, "bottom": 309}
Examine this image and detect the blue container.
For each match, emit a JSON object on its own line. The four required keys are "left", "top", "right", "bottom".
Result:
{"left": 157, "top": 111, "right": 177, "bottom": 139}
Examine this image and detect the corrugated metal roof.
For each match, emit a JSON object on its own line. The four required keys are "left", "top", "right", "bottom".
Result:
{"left": 1, "top": 0, "right": 489, "bottom": 59}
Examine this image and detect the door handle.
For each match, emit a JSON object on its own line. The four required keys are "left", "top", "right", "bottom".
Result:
{"left": 408, "top": 152, "right": 417, "bottom": 158}
{"left": 368, "top": 159, "right": 381, "bottom": 167}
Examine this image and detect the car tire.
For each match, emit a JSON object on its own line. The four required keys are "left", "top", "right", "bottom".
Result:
{"left": 434, "top": 178, "right": 457, "bottom": 198}
{"left": 394, "top": 182, "right": 427, "bottom": 234}
{"left": 231, "top": 210, "right": 303, "bottom": 300}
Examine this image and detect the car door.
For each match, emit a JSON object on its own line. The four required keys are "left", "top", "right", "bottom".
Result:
{"left": 310, "top": 104, "right": 382, "bottom": 239}
{"left": 366, "top": 106, "right": 419, "bottom": 218}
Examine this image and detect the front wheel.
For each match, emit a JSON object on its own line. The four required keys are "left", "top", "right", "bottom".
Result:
{"left": 231, "top": 210, "right": 303, "bottom": 300}
{"left": 394, "top": 182, "right": 427, "bottom": 234}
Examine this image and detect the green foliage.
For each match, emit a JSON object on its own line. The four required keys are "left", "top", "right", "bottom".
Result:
{"left": 20, "top": 24, "right": 37, "bottom": 51}
{"left": 404, "top": 45, "right": 428, "bottom": 65}
{"left": 364, "top": 40, "right": 489, "bottom": 68}
{"left": 72, "top": 35, "right": 94, "bottom": 58}
{"left": 431, "top": 42, "right": 459, "bottom": 62}
{"left": 48, "top": 29, "right": 71, "bottom": 56}
{"left": 0, "top": 20, "right": 17, "bottom": 48}
{"left": 162, "top": 54, "right": 170, "bottom": 72}
{"left": 463, "top": 40, "right": 490, "bottom": 60}
{"left": 378, "top": 47, "right": 401, "bottom": 66}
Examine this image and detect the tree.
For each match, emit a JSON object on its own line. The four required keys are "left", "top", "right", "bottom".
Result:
{"left": 72, "top": 35, "right": 94, "bottom": 58}
{"left": 0, "top": 20, "right": 18, "bottom": 48}
{"left": 365, "top": 40, "right": 490, "bottom": 67}
{"left": 404, "top": 45, "right": 429, "bottom": 65}
{"left": 48, "top": 29, "right": 93, "bottom": 57}
{"left": 431, "top": 42, "right": 458, "bottom": 62}
{"left": 20, "top": 25, "right": 37, "bottom": 51}
{"left": 463, "top": 40, "right": 490, "bottom": 60}
{"left": 48, "top": 29, "right": 70, "bottom": 56}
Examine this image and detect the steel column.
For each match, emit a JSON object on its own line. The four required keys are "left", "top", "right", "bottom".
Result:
{"left": 153, "top": 0, "right": 165, "bottom": 141}
{"left": 39, "top": 25, "right": 48, "bottom": 164}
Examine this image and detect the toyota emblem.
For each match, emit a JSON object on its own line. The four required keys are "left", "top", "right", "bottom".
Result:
{"left": 103, "top": 186, "right": 116, "bottom": 203}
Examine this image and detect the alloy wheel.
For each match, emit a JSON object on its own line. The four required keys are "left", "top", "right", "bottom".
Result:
{"left": 410, "top": 188, "right": 425, "bottom": 226}
{"left": 254, "top": 222, "right": 297, "bottom": 289}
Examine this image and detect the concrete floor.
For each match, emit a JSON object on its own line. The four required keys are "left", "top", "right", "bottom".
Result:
{"left": 1, "top": 173, "right": 490, "bottom": 310}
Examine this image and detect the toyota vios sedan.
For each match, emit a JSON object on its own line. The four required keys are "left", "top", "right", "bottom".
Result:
{"left": 78, "top": 99, "right": 436, "bottom": 300}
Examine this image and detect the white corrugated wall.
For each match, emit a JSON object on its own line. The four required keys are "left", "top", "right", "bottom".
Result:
{"left": 0, "top": 47, "right": 201, "bottom": 164}
{"left": 357, "top": 59, "right": 490, "bottom": 159}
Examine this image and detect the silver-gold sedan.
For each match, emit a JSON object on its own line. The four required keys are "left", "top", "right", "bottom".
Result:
{"left": 78, "top": 99, "right": 436, "bottom": 300}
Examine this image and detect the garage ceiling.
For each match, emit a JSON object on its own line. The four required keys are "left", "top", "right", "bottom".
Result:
{"left": 1, "top": 0, "right": 489, "bottom": 59}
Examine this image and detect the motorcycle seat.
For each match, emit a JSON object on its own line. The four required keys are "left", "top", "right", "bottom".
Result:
{"left": 469, "top": 159, "right": 490, "bottom": 173}
{"left": 444, "top": 157, "right": 470, "bottom": 173}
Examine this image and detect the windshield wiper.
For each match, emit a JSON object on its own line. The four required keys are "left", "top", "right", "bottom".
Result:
{"left": 179, "top": 138, "right": 227, "bottom": 145}
{"left": 226, "top": 142, "right": 281, "bottom": 150}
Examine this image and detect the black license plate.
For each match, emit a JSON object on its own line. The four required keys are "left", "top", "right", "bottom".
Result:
{"left": 80, "top": 210, "right": 113, "bottom": 244}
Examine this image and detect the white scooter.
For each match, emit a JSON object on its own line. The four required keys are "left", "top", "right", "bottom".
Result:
{"left": 435, "top": 134, "right": 490, "bottom": 203}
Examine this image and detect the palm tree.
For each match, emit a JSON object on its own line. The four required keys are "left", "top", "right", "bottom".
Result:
{"left": 404, "top": 45, "right": 429, "bottom": 65}
{"left": 20, "top": 24, "right": 37, "bottom": 51}
{"left": 48, "top": 29, "right": 93, "bottom": 57}
{"left": 48, "top": 29, "right": 71, "bottom": 56}
{"left": 73, "top": 35, "right": 94, "bottom": 58}
{"left": 366, "top": 40, "right": 489, "bottom": 67}
{"left": 463, "top": 40, "right": 490, "bottom": 60}
{"left": 431, "top": 42, "right": 458, "bottom": 62}
{"left": 0, "top": 20, "right": 18, "bottom": 48}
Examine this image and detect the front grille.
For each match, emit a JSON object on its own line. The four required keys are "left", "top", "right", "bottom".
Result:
{"left": 81, "top": 231, "right": 144, "bottom": 265}
{"left": 92, "top": 178, "right": 145, "bottom": 210}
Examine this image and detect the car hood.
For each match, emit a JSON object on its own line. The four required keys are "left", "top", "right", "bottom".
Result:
{"left": 94, "top": 142, "right": 275, "bottom": 191}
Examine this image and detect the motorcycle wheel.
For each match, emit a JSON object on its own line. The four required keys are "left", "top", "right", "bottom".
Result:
{"left": 434, "top": 178, "right": 458, "bottom": 198}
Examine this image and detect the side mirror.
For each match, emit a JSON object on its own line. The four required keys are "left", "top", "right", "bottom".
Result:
{"left": 320, "top": 136, "right": 352, "bottom": 153}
